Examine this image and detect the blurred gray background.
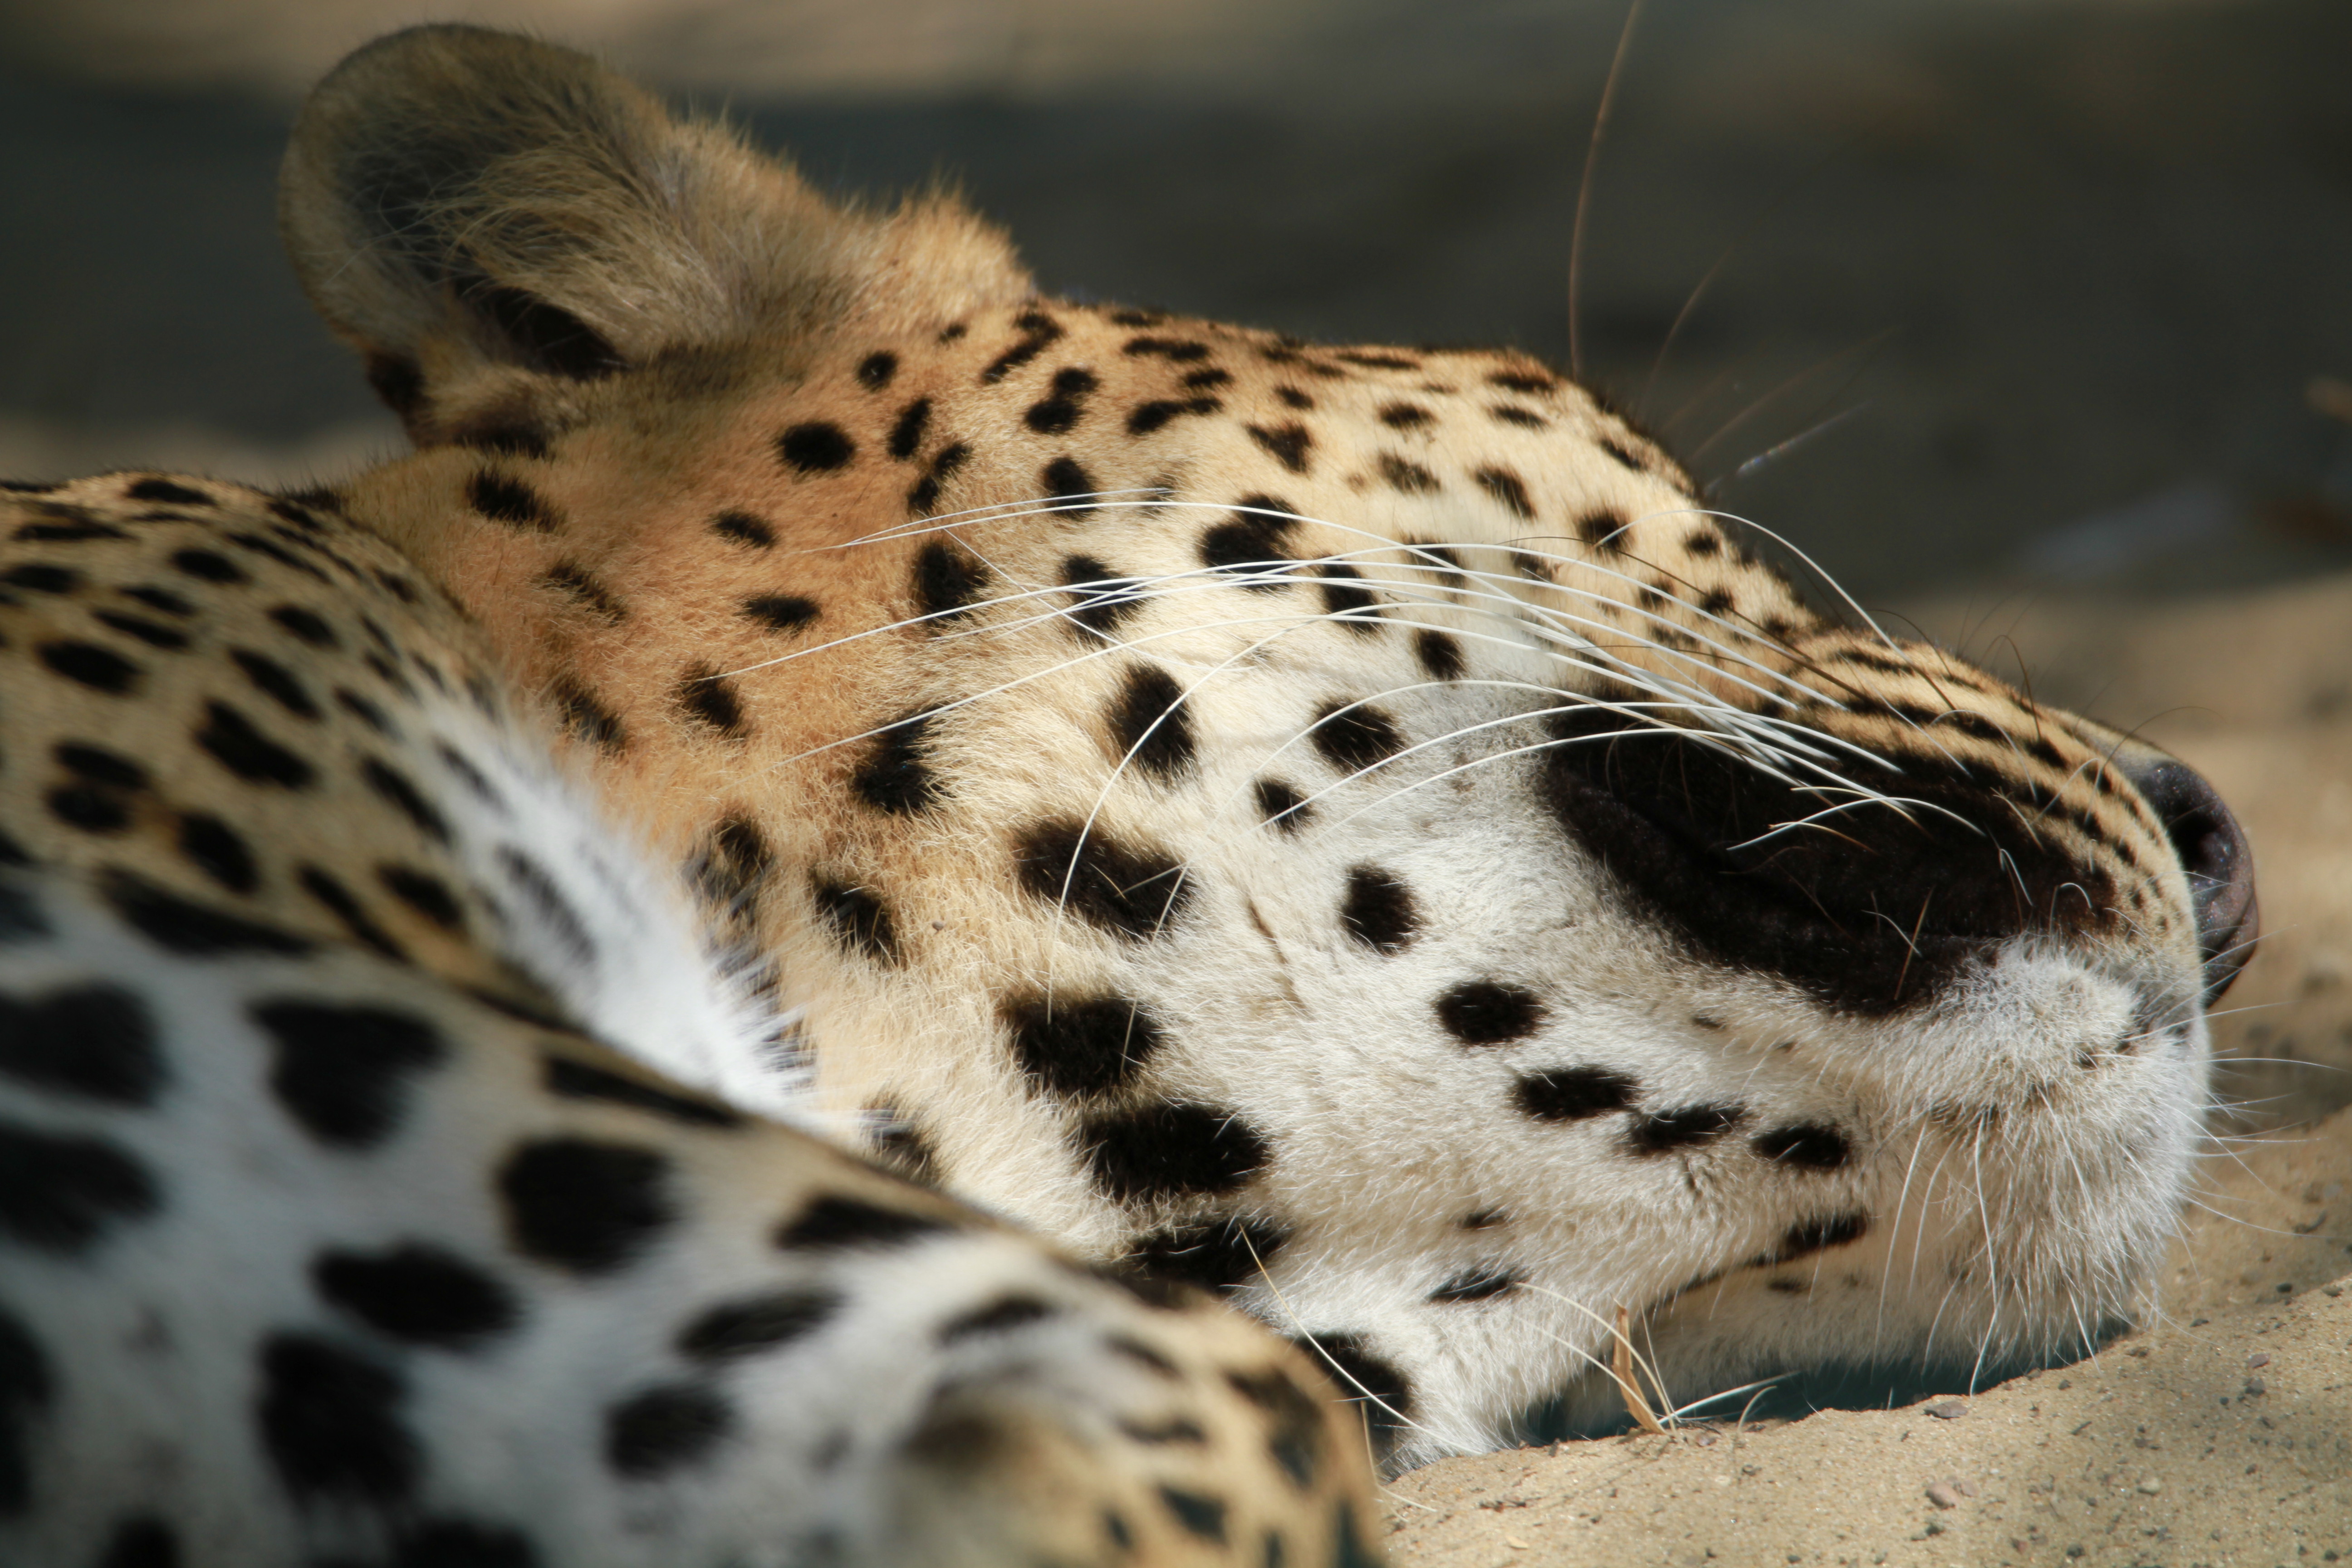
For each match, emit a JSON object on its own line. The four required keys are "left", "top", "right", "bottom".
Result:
{"left": 2, "top": 0, "right": 2348, "bottom": 603}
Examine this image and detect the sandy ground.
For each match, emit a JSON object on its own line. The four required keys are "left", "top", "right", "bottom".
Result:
{"left": 1385, "top": 575, "right": 2352, "bottom": 1567}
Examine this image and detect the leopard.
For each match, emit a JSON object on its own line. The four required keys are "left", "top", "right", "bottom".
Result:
{"left": 0, "top": 22, "right": 2259, "bottom": 1568}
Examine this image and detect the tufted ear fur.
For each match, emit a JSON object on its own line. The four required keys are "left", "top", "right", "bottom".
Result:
{"left": 280, "top": 25, "right": 1032, "bottom": 441}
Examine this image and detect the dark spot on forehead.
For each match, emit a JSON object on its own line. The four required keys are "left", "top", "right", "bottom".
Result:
{"left": 1752, "top": 1123, "right": 1852, "bottom": 1171}
{"left": 857, "top": 351, "right": 898, "bottom": 390}
{"left": 466, "top": 472, "right": 556, "bottom": 531}
{"left": 1473, "top": 467, "right": 1535, "bottom": 519}
{"left": 252, "top": 1001, "right": 447, "bottom": 1148}
{"left": 1123, "top": 1216, "right": 1286, "bottom": 1293}
{"left": 811, "top": 875, "right": 901, "bottom": 964}
{"left": 1200, "top": 498, "right": 1299, "bottom": 583}
{"left": 1059, "top": 554, "right": 1142, "bottom": 636}
{"left": 1254, "top": 778, "right": 1312, "bottom": 834}
{"left": 777, "top": 421, "right": 855, "bottom": 473}
{"left": 887, "top": 397, "right": 931, "bottom": 460}
{"left": 0, "top": 984, "right": 161, "bottom": 1106}
{"left": 852, "top": 712, "right": 943, "bottom": 815}
{"left": 604, "top": 1382, "right": 733, "bottom": 1478}
{"left": 1042, "top": 455, "right": 1099, "bottom": 515}
{"left": 1247, "top": 423, "right": 1313, "bottom": 474}
{"left": 678, "top": 1288, "right": 841, "bottom": 1362}
{"left": 0, "top": 1120, "right": 158, "bottom": 1254}
{"left": 497, "top": 1137, "right": 674, "bottom": 1274}
{"left": 710, "top": 510, "right": 774, "bottom": 549}
{"left": 1413, "top": 628, "right": 1464, "bottom": 681}
{"left": 1026, "top": 367, "right": 1099, "bottom": 435}
{"left": 1012, "top": 818, "right": 1193, "bottom": 941}
{"left": 912, "top": 539, "right": 985, "bottom": 620}
{"left": 1435, "top": 980, "right": 1546, "bottom": 1044}
{"left": 1317, "top": 563, "right": 1378, "bottom": 630}
{"left": 1575, "top": 508, "right": 1629, "bottom": 553}
{"left": 1107, "top": 664, "right": 1196, "bottom": 781}
{"left": 311, "top": 1243, "right": 519, "bottom": 1348}
{"left": 1306, "top": 701, "right": 1404, "bottom": 775}
{"left": 1340, "top": 866, "right": 1419, "bottom": 955}
{"left": 1512, "top": 1066, "right": 1637, "bottom": 1122}
{"left": 1002, "top": 991, "right": 1167, "bottom": 1097}
{"left": 256, "top": 1332, "right": 419, "bottom": 1504}
{"left": 1626, "top": 1104, "right": 1746, "bottom": 1154}
{"left": 1082, "top": 1102, "right": 1269, "bottom": 1201}
{"left": 775, "top": 1194, "right": 955, "bottom": 1250}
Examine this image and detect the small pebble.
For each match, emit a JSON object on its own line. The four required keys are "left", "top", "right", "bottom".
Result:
{"left": 1924, "top": 1399, "right": 1968, "bottom": 1420}
{"left": 1689, "top": 1431, "right": 1718, "bottom": 1447}
{"left": 1951, "top": 1478, "right": 1978, "bottom": 1498}
{"left": 2245, "top": 1377, "right": 2268, "bottom": 1396}
{"left": 2137, "top": 1477, "right": 2163, "bottom": 1494}
{"left": 1926, "top": 1481, "right": 1964, "bottom": 1509}
{"left": 2247, "top": 1353, "right": 2271, "bottom": 1370}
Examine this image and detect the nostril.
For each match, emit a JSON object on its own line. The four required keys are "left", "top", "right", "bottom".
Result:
{"left": 2116, "top": 755, "right": 2259, "bottom": 1003}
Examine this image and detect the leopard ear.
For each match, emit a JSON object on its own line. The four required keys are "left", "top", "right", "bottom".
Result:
{"left": 279, "top": 24, "right": 1029, "bottom": 437}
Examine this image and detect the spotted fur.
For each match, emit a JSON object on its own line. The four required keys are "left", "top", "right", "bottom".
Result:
{"left": 0, "top": 22, "right": 2256, "bottom": 1563}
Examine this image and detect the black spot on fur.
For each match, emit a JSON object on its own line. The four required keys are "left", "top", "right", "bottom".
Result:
{"left": 1107, "top": 664, "right": 1196, "bottom": 780}
{"left": 851, "top": 713, "right": 942, "bottom": 814}
{"left": 99, "top": 870, "right": 311, "bottom": 955}
{"left": 1254, "top": 778, "right": 1312, "bottom": 833}
{"left": 742, "top": 593, "right": 818, "bottom": 633}
{"left": 678, "top": 1288, "right": 841, "bottom": 1362}
{"left": 1316, "top": 563, "right": 1377, "bottom": 630}
{"left": 1306, "top": 701, "right": 1404, "bottom": 775}
{"left": 858, "top": 351, "right": 899, "bottom": 390}
{"left": 1435, "top": 980, "right": 1546, "bottom": 1045}
{"left": 1225, "top": 1367, "right": 1326, "bottom": 1490}
{"left": 938, "top": 1294, "right": 1057, "bottom": 1344}
{"left": 169, "top": 548, "right": 245, "bottom": 583}
{"left": 1378, "top": 402, "right": 1432, "bottom": 429}
{"left": 778, "top": 422, "right": 855, "bottom": 473}
{"left": 887, "top": 397, "right": 931, "bottom": 460}
{"left": 14, "top": 517, "right": 131, "bottom": 543}
{"left": 0, "top": 1120, "right": 158, "bottom": 1253}
{"left": 1473, "top": 467, "right": 1535, "bottom": 519}
{"left": 122, "top": 584, "right": 196, "bottom": 618}
{"left": 1124, "top": 1216, "right": 1286, "bottom": 1292}
{"left": 466, "top": 472, "right": 556, "bottom": 531}
{"left": 982, "top": 314, "right": 1065, "bottom": 382}
{"left": 866, "top": 1105, "right": 941, "bottom": 1185}
{"left": 91, "top": 610, "right": 188, "bottom": 650}
{"left": 38, "top": 641, "right": 139, "bottom": 695}
{"left": 1575, "top": 508, "right": 1629, "bottom": 553}
{"left": 46, "top": 782, "right": 130, "bottom": 834}
{"left": 1002, "top": 992, "right": 1167, "bottom": 1096}
{"left": 1012, "top": 818, "right": 1193, "bottom": 940}
{"left": 255, "top": 1333, "right": 419, "bottom": 1504}
{"left": 126, "top": 479, "right": 210, "bottom": 507}
{"left": 1412, "top": 628, "right": 1464, "bottom": 681}
{"left": 675, "top": 663, "right": 748, "bottom": 739}
{"left": 1, "top": 563, "right": 77, "bottom": 593}
{"left": 93, "top": 1516, "right": 181, "bottom": 1568}
{"left": 1059, "top": 554, "right": 1142, "bottom": 636}
{"left": 361, "top": 759, "right": 451, "bottom": 844}
{"left": 812, "top": 876, "right": 901, "bottom": 964}
{"left": 177, "top": 813, "right": 258, "bottom": 894}
{"left": 252, "top": 1002, "right": 447, "bottom": 1149}
{"left": 912, "top": 539, "right": 985, "bottom": 619}
{"left": 1600, "top": 436, "right": 1647, "bottom": 472}
{"left": 1159, "top": 1487, "right": 1228, "bottom": 1544}
{"left": 498, "top": 1138, "right": 674, "bottom": 1275}
{"left": 1766, "top": 1211, "right": 1871, "bottom": 1263}
{"left": 1200, "top": 496, "right": 1298, "bottom": 583}
{"left": 1752, "top": 1123, "right": 1852, "bottom": 1171}
{"left": 905, "top": 441, "right": 970, "bottom": 514}
{"left": 689, "top": 814, "right": 772, "bottom": 913}
{"left": 312, "top": 1244, "right": 519, "bottom": 1348}
{"left": 775, "top": 1195, "right": 953, "bottom": 1251}
{"left": 1338, "top": 866, "right": 1419, "bottom": 954}
{"left": 539, "top": 562, "right": 623, "bottom": 622}
{"left": 1082, "top": 1102, "right": 1269, "bottom": 1201}
{"left": 1429, "top": 1265, "right": 1523, "bottom": 1303}
{"left": 493, "top": 849, "right": 594, "bottom": 967}
{"left": 228, "top": 651, "right": 319, "bottom": 719}
{"left": 1275, "top": 386, "right": 1314, "bottom": 409}
{"left": 0, "top": 1304, "right": 49, "bottom": 1514}
{"left": 388, "top": 1519, "right": 540, "bottom": 1568}
{"left": 1375, "top": 455, "right": 1439, "bottom": 495}
{"left": 710, "top": 510, "right": 774, "bottom": 549}
{"left": 1247, "top": 423, "right": 1313, "bottom": 474}
{"left": 1626, "top": 1103, "right": 1745, "bottom": 1154}
{"left": 1512, "top": 1066, "right": 1638, "bottom": 1122}
{"left": 1488, "top": 370, "right": 1556, "bottom": 394}
{"left": 298, "top": 866, "right": 408, "bottom": 964}
{"left": 543, "top": 1056, "right": 743, "bottom": 1129}
{"left": 1026, "top": 367, "right": 1098, "bottom": 434}
{"left": 553, "top": 678, "right": 627, "bottom": 753}
{"left": 1042, "top": 455, "right": 1099, "bottom": 515}
{"left": 1127, "top": 397, "right": 1220, "bottom": 435}
{"left": 0, "top": 985, "right": 160, "bottom": 1106}
{"left": 1294, "top": 1332, "right": 1411, "bottom": 1459}
{"left": 195, "top": 701, "right": 311, "bottom": 788}
{"left": 378, "top": 865, "right": 464, "bottom": 930}
{"left": 1123, "top": 336, "right": 1209, "bottom": 361}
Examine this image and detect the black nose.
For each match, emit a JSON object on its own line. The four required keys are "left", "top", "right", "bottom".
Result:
{"left": 2116, "top": 755, "right": 2258, "bottom": 1003}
